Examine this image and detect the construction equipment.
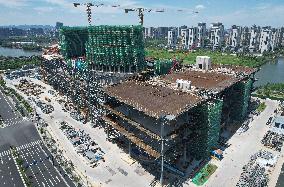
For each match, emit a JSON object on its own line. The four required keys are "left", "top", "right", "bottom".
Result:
{"left": 73, "top": 2, "right": 104, "bottom": 25}
{"left": 168, "top": 59, "right": 180, "bottom": 74}
{"left": 45, "top": 96, "right": 51, "bottom": 102}
{"left": 124, "top": 7, "right": 198, "bottom": 26}
{"left": 211, "top": 149, "right": 223, "bottom": 160}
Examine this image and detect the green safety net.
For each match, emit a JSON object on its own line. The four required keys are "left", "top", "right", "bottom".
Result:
{"left": 188, "top": 99, "right": 223, "bottom": 159}
{"left": 59, "top": 27, "right": 89, "bottom": 59}
{"left": 154, "top": 60, "right": 173, "bottom": 75}
{"left": 59, "top": 25, "right": 146, "bottom": 71}
{"left": 192, "top": 163, "right": 218, "bottom": 186}
{"left": 86, "top": 25, "right": 145, "bottom": 70}
{"left": 228, "top": 78, "right": 253, "bottom": 121}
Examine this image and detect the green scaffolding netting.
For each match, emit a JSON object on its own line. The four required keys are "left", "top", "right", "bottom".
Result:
{"left": 189, "top": 99, "right": 223, "bottom": 159}
{"left": 227, "top": 78, "right": 253, "bottom": 121}
{"left": 154, "top": 60, "right": 173, "bottom": 75}
{"left": 60, "top": 25, "right": 146, "bottom": 71}
{"left": 59, "top": 27, "right": 89, "bottom": 59}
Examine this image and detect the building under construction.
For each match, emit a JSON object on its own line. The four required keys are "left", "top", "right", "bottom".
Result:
{"left": 41, "top": 25, "right": 257, "bottom": 184}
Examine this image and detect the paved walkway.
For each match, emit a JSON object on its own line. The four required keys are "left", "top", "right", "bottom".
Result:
{"left": 199, "top": 99, "right": 279, "bottom": 187}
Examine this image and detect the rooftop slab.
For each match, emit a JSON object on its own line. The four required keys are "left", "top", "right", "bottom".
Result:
{"left": 161, "top": 70, "right": 239, "bottom": 92}
{"left": 104, "top": 80, "right": 203, "bottom": 119}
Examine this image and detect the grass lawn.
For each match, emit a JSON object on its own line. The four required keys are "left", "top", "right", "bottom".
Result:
{"left": 257, "top": 102, "right": 267, "bottom": 112}
{"left": 255, "top": 83, "right": 284, "bottom": 101}
{"left": 192, "top": 163, "right": 218, "bottom": 186}
{"left": 145, "top": 49, "right": 266, "bottom": 67}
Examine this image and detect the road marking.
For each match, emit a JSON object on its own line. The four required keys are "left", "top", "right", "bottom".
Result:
{"left": 49, "top": 178, "right": 54, "bottom": 186}
{"left": 0, "top": 118, "right": 30, "bottom": 129}
{"left": 39, "top": 145, "right": 70, "bottom": 187}
{"left": 34, "top": 146, "right": 58, "bottom": 185}
{"left": 11, "top": 149, "right": 27, "bottom": 187}
{"left": 19, "top": 147, "right": 42, "bottom": 187}
{"left": 0, "top": 140, "right": 43, "bottom": 158}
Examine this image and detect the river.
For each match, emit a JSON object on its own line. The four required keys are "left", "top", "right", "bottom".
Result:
{"left": 0, "top": 47, "right": 42, "bottom": 57}
{"left": 254, "top": 57, "right": 284, "bottom": 87}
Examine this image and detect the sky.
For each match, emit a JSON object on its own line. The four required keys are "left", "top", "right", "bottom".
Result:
{"left": 0, "top": 0, "right": 284, "bottom": 28}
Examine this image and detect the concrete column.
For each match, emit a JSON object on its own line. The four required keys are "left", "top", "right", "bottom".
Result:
{"left": 128, "top": 109, "right": 132, "bottom": 157}
{"left": 160, "top": 117, "right": 165, "bottom": 186}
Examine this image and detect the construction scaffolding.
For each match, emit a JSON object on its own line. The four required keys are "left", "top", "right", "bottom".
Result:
{"left": 42, "top": 24, "right": 258, "bottom": 185}
{"left": 223, "top": 78, "right": 253, "bottom": 122}
{"left": 154, "top": 60, "right": 173, "bottom": 75}
{"left": 59, "top": 25, "right": 145, "bottom": 73}
{"left": 86, "top": 25, "right": 145, "bottom": 72}
{"left": 188, "top": 99, "right": 223, "bottom": 159}
{"left": 59, "top": 27, "right": 89, "bottom": 59}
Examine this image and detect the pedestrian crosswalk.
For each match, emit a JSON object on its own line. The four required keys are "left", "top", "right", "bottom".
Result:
{"left": 15, "top": 140, "right": 43, "bottom": 151}
{"left": 0, "top": 117, "right": 30, "bottom": 129}
{"left": 0, "top": 150, "right": 12, "bottom": 157}
{"left": 0, "top": 140, "right": 42, "bottom": 158}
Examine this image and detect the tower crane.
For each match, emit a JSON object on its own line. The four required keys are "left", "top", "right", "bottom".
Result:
{"left": 124, "top": 7, "right": 199, "bottom": 26}
{"left": 73, "top": 2, "right": 104, "bottom": 25}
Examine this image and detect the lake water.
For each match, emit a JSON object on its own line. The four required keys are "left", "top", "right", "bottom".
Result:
{"left": 254, "top": 57, "right": 284, "bottom": 87}
{"left": 0, "top": 47, "right": 42, "bottom": 57}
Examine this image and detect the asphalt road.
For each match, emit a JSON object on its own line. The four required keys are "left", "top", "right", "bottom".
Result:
{"left": 0, "top": 89, "right": 76, "bottom": 187}
{"left": 276, "top": 163, "right": 284, "bottom": 187}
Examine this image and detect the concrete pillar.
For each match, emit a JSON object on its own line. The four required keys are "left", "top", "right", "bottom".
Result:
{"left": 160, "top": 117, "right": 165, "bottom": 186}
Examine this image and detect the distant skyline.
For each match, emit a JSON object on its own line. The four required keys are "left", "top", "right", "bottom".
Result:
{"left": 1, "top": 0, "right": 284, "bottom": 28}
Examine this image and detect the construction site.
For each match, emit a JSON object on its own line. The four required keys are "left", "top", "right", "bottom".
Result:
{"left": 38, "top": 20, "right": 260, "bottom": 185}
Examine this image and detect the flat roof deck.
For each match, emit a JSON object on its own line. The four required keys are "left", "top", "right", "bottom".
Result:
{"left": 212, "top": 64, "right": 258, "bottom": 75}
{"left": 161, "top": 70, "right": 239, "bottom": 92}
{"left": 104, "top": 81, "right": 203, "bottom": 119}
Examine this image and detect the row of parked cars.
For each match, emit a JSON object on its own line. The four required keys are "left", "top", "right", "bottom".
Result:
{"left": 59, "top": 121, "right": 105, "bottom": 167}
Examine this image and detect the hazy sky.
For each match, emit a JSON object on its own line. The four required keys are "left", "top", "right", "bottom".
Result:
{"left": 1, "top": 0, "right": 284, "bottom": 28}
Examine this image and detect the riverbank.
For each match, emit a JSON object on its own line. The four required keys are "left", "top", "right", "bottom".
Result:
{"left": 254, "top": 57, "right": 284, "bottom": 88}
{"left": 252, "top": 83, "right": 284, "bottom": 101}
{"left": 0, "top": 56, "right": 42, "bottom": 70}
{"left": 0, "top": 47, "right": 42, "bottom": 57}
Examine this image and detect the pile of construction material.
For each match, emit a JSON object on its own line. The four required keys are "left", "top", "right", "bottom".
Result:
{"left": 36, "top": 101, "right": 54, "bottom": 114}
{"left": 237, "top": 150, "right": 277, "bottom": 187}
{"left": 59, "top": 121, "right": 105, "bottom": 167}
{"left": 261, "top": 131, "right": 284, "bottom": 152}
{"left": 16, "top": 79, "right": 45, "bottom": 96}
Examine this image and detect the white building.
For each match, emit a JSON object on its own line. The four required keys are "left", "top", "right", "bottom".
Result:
{"left": 249, "top": 26, "right": 261, "bottom": 53}
{"left": 180, "top": 29, "right": 189, "bottom": 49}
{"left": 270, "top": 28, "right": 281, "bottom": 51}
{"left": 197, "top": 23, "right": 206, "bottom": 48}
{"left": 144, "top": 27, "right": 156, "bottom": 38}
{"left": 240, "top": 27, "right": 250, "bottom": 47}
{"left": 188, "top": 27, "right": 198, "bottom": 49}
{"left": 259, "top": 27, "right": 272, "bottom": 53}
{"left": 167, "top": 29, "right": 178, "bottom": 48}
{"left": 229, "top": 25, "right": 241, "bottom": 49}
{"left": 178, "top": 25, "right": 187, "bottom": 38}
{"left": 210, "top": 22, "right": 224, "bottom": 50}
